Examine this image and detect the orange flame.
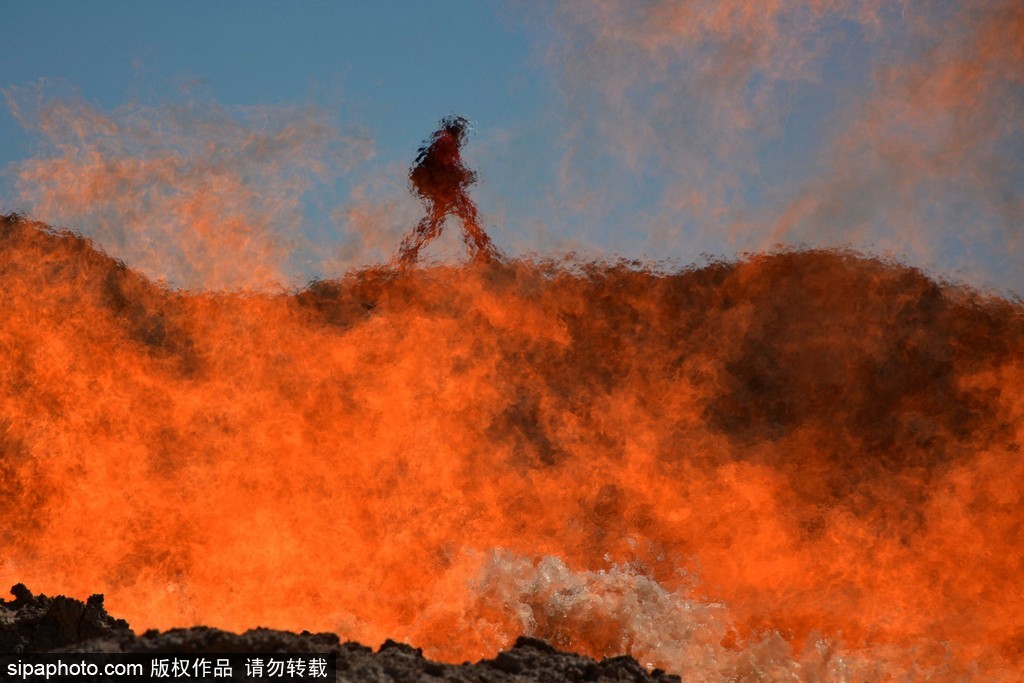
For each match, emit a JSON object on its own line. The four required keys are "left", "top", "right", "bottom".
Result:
{"left": 1, "top": 213, "right": 1021, "bottom": 679}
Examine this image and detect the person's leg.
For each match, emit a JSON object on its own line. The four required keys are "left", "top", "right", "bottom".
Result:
{"left": 454, "top": 194, "right": 497, "bottom": 263}
{"left": 396, "top": 202, "right": 448, "bottom": 265}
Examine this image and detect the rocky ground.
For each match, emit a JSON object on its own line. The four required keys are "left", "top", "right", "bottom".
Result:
{"left": 0, "top": 584, "right": 681, "bottom": 682}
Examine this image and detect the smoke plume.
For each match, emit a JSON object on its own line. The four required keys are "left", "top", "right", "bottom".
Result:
{"left": 4, "top": 86, "right": 373, "bottom": 289}
{"left": 545, "top": 0, "right": 1023, "bottom": 291}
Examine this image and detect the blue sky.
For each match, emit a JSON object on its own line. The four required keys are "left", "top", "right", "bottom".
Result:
{"left": 1, "top": 2, "right": 541, "bottom": 147}
{"left": 2, "top": 1, "right": 1021, "bottom": 293}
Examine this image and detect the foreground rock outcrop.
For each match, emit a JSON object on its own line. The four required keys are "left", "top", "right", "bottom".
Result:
{"left": 0, "top": 585, "right": 681, "bottom": 682}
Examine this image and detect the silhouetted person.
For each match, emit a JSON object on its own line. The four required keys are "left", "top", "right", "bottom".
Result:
{"left": 396, "top": 116, "right": 498, "bottom": 265}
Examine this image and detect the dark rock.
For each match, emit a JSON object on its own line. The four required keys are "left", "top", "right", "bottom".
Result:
{"left": 422, "top": 660, "right": 446, "bottom": 676}
{"left": 0, "top": 585, "right": 682, "bottom": 681}
{"left": 10, "top": 583, "right": 33, "bottom": 603}
{"left": 0, "top": 585, "right": 131, "bottom": 653}
{"left": 513, "top": 635, "right": 558, "bottom": 654}
{"left": 490, "top": 651, "right": 523, "bottom": 673}
{"left": 379, "top": 638, "right": 422, "bottom": 657}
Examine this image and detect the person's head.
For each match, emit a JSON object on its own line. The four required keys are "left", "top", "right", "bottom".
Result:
{"left": 440, "top": 115, "right": 470, "bottom": 143}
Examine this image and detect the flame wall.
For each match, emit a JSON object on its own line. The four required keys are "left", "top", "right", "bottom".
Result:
{"left": 1, "top": 214, "right": 1021, "bottom": 679}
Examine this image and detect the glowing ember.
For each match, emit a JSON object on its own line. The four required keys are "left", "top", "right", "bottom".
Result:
{"left": 0, "top": 212, "right": 1022, "bottom": 679}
